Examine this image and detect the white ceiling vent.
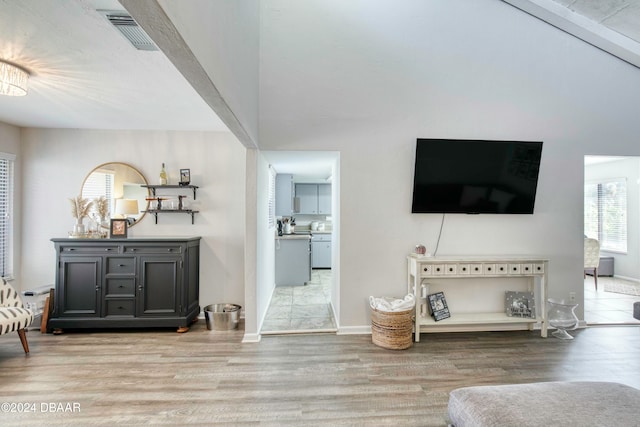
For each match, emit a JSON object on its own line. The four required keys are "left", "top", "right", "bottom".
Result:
{"left": 99, "top": 10, "right": 158, "bottom": 51}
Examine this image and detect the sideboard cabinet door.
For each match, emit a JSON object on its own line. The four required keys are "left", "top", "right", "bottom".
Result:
{"left": 57, "top": 256, "right": 102, "bottom": 317}
{"left": 138, "top": 256, "right": 181, "bottom": 317}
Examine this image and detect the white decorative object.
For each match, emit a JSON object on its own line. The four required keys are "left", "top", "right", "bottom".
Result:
{"left": 547, "top": 298, "right": 579, "bottom": 340}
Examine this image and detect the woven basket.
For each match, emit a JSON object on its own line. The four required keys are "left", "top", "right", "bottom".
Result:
{"left": 371, "top": 306, "right": 414, "bottom": 350}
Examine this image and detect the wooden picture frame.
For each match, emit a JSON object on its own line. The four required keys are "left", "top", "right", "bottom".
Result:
{"left": 179, "top": 168, "right": 191, "bottom": 186}
{"left": 110, "top": 218, "right": 128, "bottom": 238}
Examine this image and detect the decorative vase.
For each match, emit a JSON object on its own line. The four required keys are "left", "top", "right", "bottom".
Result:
{"left": 73, "top": 221, "right": 85, "bottom": 235}
{"left": 547, "top": 298, "right": 579, "bottom": 340}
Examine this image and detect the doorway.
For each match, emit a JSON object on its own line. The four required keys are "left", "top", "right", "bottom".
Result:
{"left": 260, "top": 151, "right": 340, "bottom": 334}
{"left": 584, "top": 156, "right": 640, "bottom": 325}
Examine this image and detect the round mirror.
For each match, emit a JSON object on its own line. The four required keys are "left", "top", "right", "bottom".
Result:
{"left": 81, "top": 162, "right": 149, "bottom": 228}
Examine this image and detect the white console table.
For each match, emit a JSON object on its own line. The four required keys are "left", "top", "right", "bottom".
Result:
{"left": 407, "top": 254, "right": 548, "bottom": 342}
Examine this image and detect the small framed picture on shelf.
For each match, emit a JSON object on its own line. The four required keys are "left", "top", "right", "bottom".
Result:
{"left": 427, "top": 291, "right": 451, "bottom": 321}
{"left": 505, "top": 291, "right": 536, "bottom": 318}
{"left": 110, "top": 218, "right": 128, "bottom": 238}
{"left": 179, "top": 168, "right": 191, "bottom": 186}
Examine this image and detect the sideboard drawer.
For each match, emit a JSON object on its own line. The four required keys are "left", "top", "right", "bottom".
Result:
{"left": 60, "top": 245, "right": 119, "bottom": 254}
{"left": 106, "top": 257, "right": 135, "bottom": 274}
{"left": 105, "top": 279, "right": 135, "bottom": 297}
{"left": 123, "top": 245, "right": 183, "bottom": 254}
{"left": 105, "top": 299, "right": 135, "bottom": 317}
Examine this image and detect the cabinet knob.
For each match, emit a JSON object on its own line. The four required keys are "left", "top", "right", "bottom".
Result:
{"left": 118, "top": 264, "right": 125, "bottom": 267}
{"left": 118, "top": 285, "right": 124, "bottom": 288}
{"left": 167, "top": 248, "right": 172, "bottom": 252}
{"left": 105, "top": 248, "right": 112, "bottom": 251}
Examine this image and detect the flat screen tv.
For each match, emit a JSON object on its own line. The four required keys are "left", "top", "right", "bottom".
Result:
{"left": 411, "top": 138, "right": 543, "bottom": 214}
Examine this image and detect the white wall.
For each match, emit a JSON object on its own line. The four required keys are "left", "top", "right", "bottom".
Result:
{"left": 254, "top": 153, "right": 276, "bottom": 334}
{"left": 585, "top": 158, "right": 640, "bottom": 281}
{"left": 255, "top": 0, "right": 640, "bottom": 325}
{"left": 19, "top": 129, "right": 247, "bottom": 311}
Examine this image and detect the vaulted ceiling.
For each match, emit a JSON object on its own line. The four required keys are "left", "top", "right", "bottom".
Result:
{"left": 0, "top": 0, "right": 638, "bottom": 137}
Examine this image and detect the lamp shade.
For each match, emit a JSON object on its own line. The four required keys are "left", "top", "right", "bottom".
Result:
{"left": 0, "top": 60, "right": 29, "bottom": 96}
{"left": 115, "top": 199, "right": 139, "bottom": 216}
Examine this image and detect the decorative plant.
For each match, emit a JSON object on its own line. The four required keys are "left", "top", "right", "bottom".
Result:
{"left": 94, "top": 196, "right": 109, "bottom": 221}
{"left": 69, "top": 196, "right": 93, "bottom": 224}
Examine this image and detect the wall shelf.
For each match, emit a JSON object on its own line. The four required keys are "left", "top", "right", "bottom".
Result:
{"left": 144, "top": 209, "right": 199, "bottom": 224}
{"left": 142, "top": 184, "right": 200, "bottom": 224}
{"left": 142, "top": 184, "right": 199, "bottom": 200}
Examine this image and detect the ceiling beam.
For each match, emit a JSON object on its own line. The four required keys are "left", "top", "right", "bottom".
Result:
{"left": 119, "top": 0, "right": 257, "bottom": 148}
{"left": 503, "top": 0, "right": 640, "bottom": 70}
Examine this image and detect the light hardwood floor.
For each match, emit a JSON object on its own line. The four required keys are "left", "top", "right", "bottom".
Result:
{"left": 584, "top": 276, "right": 640, "bottom": 325}
{"left": 2, "top": 323, "right": 640, "bottom": 426}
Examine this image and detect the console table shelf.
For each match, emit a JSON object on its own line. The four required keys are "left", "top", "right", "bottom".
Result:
{"left": 407, "top": 254, "right": 548, "bottom": 341}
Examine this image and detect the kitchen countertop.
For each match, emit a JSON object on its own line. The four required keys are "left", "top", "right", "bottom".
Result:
{"left": 275, "top": 230, "right": 332, "bottom": 239}
{"left": 276, "top": 233, "right": 311, "bottom": 240}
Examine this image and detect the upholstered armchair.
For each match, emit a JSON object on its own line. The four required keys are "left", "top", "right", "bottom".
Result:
{"left": 0, "top": 278, "right": 34, "bottom": 354}
{"left": 584, "top": 238, "right": 600, "bottom": 290}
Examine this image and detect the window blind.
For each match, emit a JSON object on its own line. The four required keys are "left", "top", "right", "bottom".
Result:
{"left": 82, "top": 171, "right": 114, "bottom": 215}
{"left": 268, "top": 166, "right": 276, "bottom": 228}
{"left": 584, "top": 178, "right": 627, "bottom": 253}
{"left": 0, "top": 153, "right": 15, "bottom": 279}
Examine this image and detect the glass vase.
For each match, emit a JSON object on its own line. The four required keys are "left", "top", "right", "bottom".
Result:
{"left": 547, "top": 298, "right": 579, "bottom": 340}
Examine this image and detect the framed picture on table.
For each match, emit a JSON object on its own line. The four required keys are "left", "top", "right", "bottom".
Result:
{"left": 110, "top": 218, "right": 128, "bottom": 238}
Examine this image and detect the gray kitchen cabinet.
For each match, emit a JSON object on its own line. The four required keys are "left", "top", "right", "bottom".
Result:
{"left": 275, "top": 236, "right": 311, "bottom": 286}
{"left": 311, "top": 234, "right": 332, "bottom": 269}
{"left": 275, "top": 173, "right": 294, "bottom": 217}
{"left": 49, "top": 237, "right": 200, "bottom": 333}
{"left": 295, "top": 183, "right": 318, "bottom": 214}
{"left": 317, "top": 184, "right": 331, "bottom": 214}
{"left": 295, "top": 183, "right": 331, "bottom": 215}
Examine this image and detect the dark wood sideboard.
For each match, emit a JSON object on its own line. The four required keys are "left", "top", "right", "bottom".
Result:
{"left": 49, "top": 237, "right": 200, "bottom": 333}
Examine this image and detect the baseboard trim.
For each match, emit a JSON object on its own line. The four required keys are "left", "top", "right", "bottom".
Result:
{"left": 337, "top": 325, "right": 372, "bottom": 335}
{"left": 242, "top": 333, "right": 261, "bottom": 343}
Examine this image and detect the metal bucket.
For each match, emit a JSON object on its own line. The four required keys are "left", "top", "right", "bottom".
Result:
{"left": 204, "top": 303, "right": 241, "bottom": 331}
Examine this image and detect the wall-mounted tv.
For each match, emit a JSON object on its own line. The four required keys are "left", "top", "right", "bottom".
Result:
{"left": 411, "top": 138, "right": 543, "bottom": 214}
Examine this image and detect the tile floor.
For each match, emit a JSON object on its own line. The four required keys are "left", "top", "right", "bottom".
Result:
{"left": 261, "top": 269, "right": 336, "bottom": 334}
{"left": 584, "top": 275, "right": 640, "bottom": 325}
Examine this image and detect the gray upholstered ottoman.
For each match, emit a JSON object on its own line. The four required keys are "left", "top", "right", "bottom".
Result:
{"left": 448, "top": 381, "right": 640, "bottom": 427}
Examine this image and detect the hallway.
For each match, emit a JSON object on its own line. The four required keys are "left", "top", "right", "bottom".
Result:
{"left": 261, "top": 270, "right": 336, "bottom": 334}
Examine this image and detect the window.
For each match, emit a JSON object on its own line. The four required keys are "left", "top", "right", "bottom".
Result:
{"left": 81, "top": 170, "right": 114, "bottom": 215}
{"left": 0, "top": 152, "right": 15, "bottom": 279}
{"left": 584, "top": 178, "right": 627, "bottom": 253}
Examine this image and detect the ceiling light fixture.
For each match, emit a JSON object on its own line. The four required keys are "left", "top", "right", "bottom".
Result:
{"left": 0, "top": 60, "right": 29, "bottom": 96}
